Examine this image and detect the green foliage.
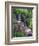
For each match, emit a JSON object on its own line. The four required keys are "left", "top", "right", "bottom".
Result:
{"left": 26, "top": 18, "right": 32, "bottom": 29}
{"left": 13, "top": 8, "right": 32, "bottom": 16}
{"left": 13, "top": 32, "right": 26, "bottom": 37}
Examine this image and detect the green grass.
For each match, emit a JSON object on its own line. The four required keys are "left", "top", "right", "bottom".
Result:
{"left": 12, "top": 31, "right": 26, "bottom": 37}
